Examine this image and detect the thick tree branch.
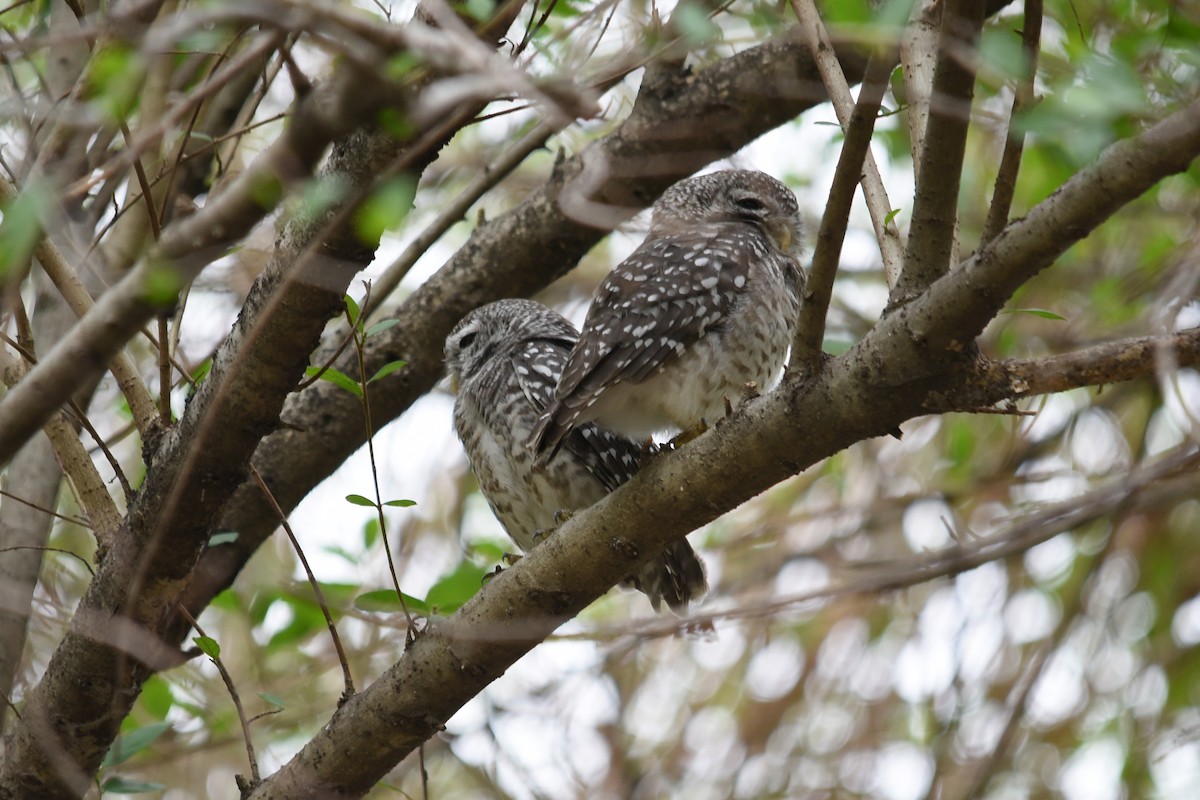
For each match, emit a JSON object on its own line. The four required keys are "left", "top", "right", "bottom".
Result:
{"left": 246, "top": 98, "right": 1200, "bottom": 799}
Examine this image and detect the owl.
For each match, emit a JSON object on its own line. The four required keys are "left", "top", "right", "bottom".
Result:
{"left": 531, "top": 169, "right": 805, "bottom": 458}
{"left": 445, "top": 299, "right": 707, "bottom": 612}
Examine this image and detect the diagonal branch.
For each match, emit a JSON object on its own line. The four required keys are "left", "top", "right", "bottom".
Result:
{"left": 890, "top": 0, "right": 987, "bottom": 306}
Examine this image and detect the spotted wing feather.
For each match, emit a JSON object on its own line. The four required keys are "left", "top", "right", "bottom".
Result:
{"left": 512, "top": 338, "right": 642, "bottom": 492}
{"left": 533, "top": 228, "right": 753, "bottom": 456}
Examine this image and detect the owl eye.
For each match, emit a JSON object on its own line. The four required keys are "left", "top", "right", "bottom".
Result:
{"left": 734, "top": 196, "right": 767, "bottom": 214}
{"left": 457, "top": 331, "right": 478, "bottom": 350}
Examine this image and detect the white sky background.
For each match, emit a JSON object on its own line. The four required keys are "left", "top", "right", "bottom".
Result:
{"left": 148, "top": 4, "right": 1200, "bottom": 797}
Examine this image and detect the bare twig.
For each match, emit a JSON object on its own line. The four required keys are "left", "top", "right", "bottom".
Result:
{"left": 0, "top": 175, "right": 158, "bottom": 436}
{"left": 364, "top": 120, "right": 559, "bottom": 319}
{"left": 980, "top": 0, "right": 1043, "bottom": 245}
{"left": 791, "top": 45, "right": 900, "bottom": 371}
{"left": 250, "top": 467, "right": 355, "bottom": 699}
{"left": 891, "top": 0, "right": 987, "bottom": 306}
{"left": 176, "top": 607, "right": 261, "bottom": 788}
{"left": 790, "top": 0, "right": 905, "bottom": 286}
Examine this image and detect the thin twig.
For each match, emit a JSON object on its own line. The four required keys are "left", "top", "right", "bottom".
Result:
{"left": 0, "top": 176, "right": 159, "bottom": 437}
{"left": 364, "top": 120, "right": 559, "bottom": 320}
{"left": 980, "top": 0, "right": 1043, "bottom": 245}
{"left": 791, "top": 46, "right": 899, "bottom": 372}
{"left": 0, "top": 489, "right": 91, "bottom": 529}
{"left": 250, "top": 466, "right": 356, "bottom": 698}
{"left": 176, "top": 606, "right": 261, "bottom": 787}
{"left": 790, "top": 0, "right": 905, "bottom": 286}
{"left": 350, "top": 289, "right": 417, "bottom": 637}
{"left": 0, "top": 545, "right": 95, "bottom": 576}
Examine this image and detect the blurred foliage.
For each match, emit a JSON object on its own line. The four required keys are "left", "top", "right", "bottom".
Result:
{"left": 1, "top": 0, "right": 1199, "bottom": 798}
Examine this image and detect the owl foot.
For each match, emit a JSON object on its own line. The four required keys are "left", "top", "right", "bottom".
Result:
{"left": 481, "top": 564, "right": 507, "bottom": 585}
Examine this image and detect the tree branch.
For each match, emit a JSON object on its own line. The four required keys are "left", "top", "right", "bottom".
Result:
{"left": 891, "top": 0, "right": 987, "bottom": 306}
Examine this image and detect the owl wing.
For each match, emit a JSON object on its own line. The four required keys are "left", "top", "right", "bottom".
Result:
{"left": 532, "top": 227, "right": 754, "bottom": 458}
{"left": 512, "top": 338, "right": 643, "bottom": 491}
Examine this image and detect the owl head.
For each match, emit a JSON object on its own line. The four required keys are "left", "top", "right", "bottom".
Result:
{"left": 649, "top": 169, "right": 804, "bottom": 257}
{"left": 444, "top": 299, "right": 578, "bottom": 391}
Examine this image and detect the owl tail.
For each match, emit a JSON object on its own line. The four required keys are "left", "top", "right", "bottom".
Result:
{"left": 626, "top": 539, "right": 708, "bottom": 614}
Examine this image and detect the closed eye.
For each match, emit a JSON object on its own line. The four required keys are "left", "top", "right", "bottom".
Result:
{"left": 735, "top": 196, "right": 767, "bottom": 214}
{"left": 457, "top": 331, "right": 478, "bottom": 350}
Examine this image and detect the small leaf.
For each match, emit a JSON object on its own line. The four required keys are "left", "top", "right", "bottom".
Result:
{"left": 368, "top": 359, "right": 408, "bottom": 384}
{"left": 208, "top": 531, "right": 238, "bottom": 547}
{"left": 355, "top": 176, "right": 417, "bottom": 245}
{"left": 344, "top": 294, "right": 361, "bottom": 327}
{"left": 426, "top": 560, "right": 490, "bottom": 613}
{"left": 346, "top": 494, "right": 378, "bottom": 507}
{"left": 384, "top": 498, "right": 416, "bottom": 508}
{"left": 363, "top": 517, "right": 381, "bottom": 549}
{"left": 305, "top": 366, "right": 363, "bottom": 398}
{"left": 1002, "top": 307, "right": 1066, "bottom": 321}
{"left": 101, "top": 777, "right": 168, "bottom": 794}
{"left": 884, "top": 208, "right": 902, "bottom": 225}
{"left": 102, "top": 722, "right": 172, "bottom": 767}
{"left": 355, "top": 589, "right": 430, "bottom": 614}
{"left": 365, "top": 319, "right": 400, "bottom": 338}
{"left": 193, "top": 635, "right": 220, "bottom": 659}
{"left": 672, "top": 1, "right": 720, "bottom": 44}
{"left": 258, "top": 692, "right": 286, "bottom": 709}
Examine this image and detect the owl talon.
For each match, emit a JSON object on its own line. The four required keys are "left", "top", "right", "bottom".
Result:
{"left": 502, "top": 552, "right": 523, "bottom": 566}
{"left": 552, "top": 509, "right": 574, "bottom": 526}
{"left": 481, "top": 564, "right": 506, "bottom": 585}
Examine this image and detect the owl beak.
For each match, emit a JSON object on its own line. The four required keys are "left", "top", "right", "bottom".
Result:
{"left": 765, "top": 219, "right": 792, "bottom": 253}
{"left": 449, "top": 375, "right": 459, "bottom": 393}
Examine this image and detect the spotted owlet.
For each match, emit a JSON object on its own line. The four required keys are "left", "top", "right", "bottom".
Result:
{"left": 531, "top": 169, "right": 805, "bottom": 459}
{"left": 445, "top": 299, "right": 707, "bottom": 613}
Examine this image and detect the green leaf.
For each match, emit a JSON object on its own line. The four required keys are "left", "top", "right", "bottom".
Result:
{"left": 344, "top": 294, "right": 361, "bottom": 327}
{"left": 140, "top": 263, "right": 183, "bottom": 308}
{"left": 462, "top": 0, "right": 494, "bottom": 22}
{"left": 305, "top": 366, "right": 363, "bottom": 398}
{"left": 884, "top": 208, "right": 902, "bottom": 225}
{"left": 368, "top": 359, "right": 408, "bottom": 384}
{"left": 355, "top": 589, "right": 430, "bottom": 614}
{"left": 0, "top": 181, "right": 49, "bottom": 280}
{"left": 384, "top": 498, "right": 416, "bottom": 508}
{"left": 673, "top": 2, "right": 720, "bottom": 45}
{"left": 426, "top": 560, "right": 490, "bottom": 614}
{"left": 193, "top": 635, "right": 220, "bottom": 659}
{"left": 101, "top": 777, "right": 168, "bottom": 794}
{"left": 87, "top": 42, "right": 144, "bottom": 120}
{"left": 208, "top": 531, "right": 238, "bottom": 547}
{"left": 362, "top": 517, "right": 381, "bottom": 549}
{"left": 365, "top": 319, "right": 400, "bottom": 338}
{"left": 138, "top": 676, "right": 173, "bottom": 721}
{"left": 258, "top": 692, "right": 286, "bottom": 710}
{"left": 102, "top": 722, "right": 172, "bottom": 767}
{"left": 1001, "top": 307, "right": 1066, "bottom": 321}
{"left": 354, "top": 175, "right": 417, "bottom": 245}
{"left": 346, "top": 494, "right": 378, "bottom": 507}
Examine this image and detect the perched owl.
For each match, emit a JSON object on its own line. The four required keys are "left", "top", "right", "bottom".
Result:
{"left": 445, "top": 299, "right": 707, "bottom": 612}
{"left": 532, "top": 169, "right": 805, "bottom": 458}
